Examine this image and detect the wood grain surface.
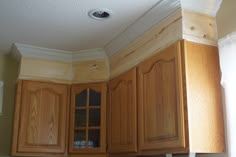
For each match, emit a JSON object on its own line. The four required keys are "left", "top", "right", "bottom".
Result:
{"left": 183, "top": 40, "right": 225, "bottom": 153}
{"left": 138, "top": 42, "right": 187, "bottom": 152}
{"left": 108, "top": 68, "right": 137, "bottom": 153}
{"left": 12, "top": 80, "right": 70, "bottom": 155}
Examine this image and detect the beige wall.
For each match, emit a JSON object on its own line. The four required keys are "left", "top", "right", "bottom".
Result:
{"left": 217, "top": 0, "right": 236, "bottom": 38}
{"left": 0, "top": 54, "right": 19, "bottom": 156}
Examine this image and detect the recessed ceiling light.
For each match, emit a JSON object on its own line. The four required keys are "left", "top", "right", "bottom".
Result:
{"left": 88, "top": 9, "right": 112, "bottom": 20}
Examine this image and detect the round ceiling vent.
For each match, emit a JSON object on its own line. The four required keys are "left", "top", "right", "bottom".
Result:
{"left": 88, "top": 9, "right": 112, "bottom": 20}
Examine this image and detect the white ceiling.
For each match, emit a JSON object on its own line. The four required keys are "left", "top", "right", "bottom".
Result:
{"left": 0, "top": 0, "right": 222, "bottom": 55}
{"left": 0, "top": 0, "right": 161, "bottom": 54}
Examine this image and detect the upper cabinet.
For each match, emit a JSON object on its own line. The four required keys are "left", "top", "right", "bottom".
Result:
{"left": 138, "top": 42, "right": 187, "bottom": 152}
{"left": 12, "top": 80, "right": 70, "bottom": 156}
{"left": 137, "top": 40, "right": 225, "bottom": 154}
{"left": 69, "top": 83, "right": 107, "bottom": 154}
{"left": 11, "top": 40, "right": 225, "bottom": 157}
{"left": 108, "top": 68, "right": 137, "bottom": 153}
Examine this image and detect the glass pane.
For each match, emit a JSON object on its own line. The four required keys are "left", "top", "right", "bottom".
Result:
{"left": 88, "top": 130, "right": 100, "bottom": 148}
{"left": 89, "top": 109, "right": 101, "bottom": 127}
{"left": 76, "top": 89, "right": 87, "bottom": 107}
{"left": 75, "top": 109, "right": 86, "bottom": 127}
{"left": 89, "top": 89, "right": 101, "bottom": 106}
{"left": 74, "top": 130, "right": 86, "bottom": 148}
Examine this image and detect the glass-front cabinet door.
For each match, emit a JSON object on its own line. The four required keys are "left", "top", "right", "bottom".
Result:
{"left": 69, "top": 83, "right": 107, "bottom": 154}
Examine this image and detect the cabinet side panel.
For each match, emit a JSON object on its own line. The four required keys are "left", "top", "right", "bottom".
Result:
{"left": 11, "top": 80, "right": 23, "bottom": 156}
{"left": 184, "top": 41, "right": 225, "bottom": 152}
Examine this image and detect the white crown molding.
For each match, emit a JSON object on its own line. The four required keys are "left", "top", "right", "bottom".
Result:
{"left": 14, "top": 43, "right": 73, "bottom": 62}
{"left": 12, "top": 43, "right": 107, "bottom": 62}
{"left": 218, "top": 32, "right": 236, "bottom": 48}
{"left": 72, "top": 48, "right": 108, "bottom": 62}
{"left": 181, "top": 0, "right": 223, "bottom": 17}
{"left": 104, "top": 0, "right": 181, "bottom": 57}
{"left": 10, "top": 44, "right": 22, "bottom": 62}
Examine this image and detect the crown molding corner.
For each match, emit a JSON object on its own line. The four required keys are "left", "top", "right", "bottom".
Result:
{"left": 13, "top": 43, "right": 107, "bottom": 62}
{"left": 218, "top": 32, "right": 236, "bottom": 48}
{"left": 10, "top": 43, "right": 22, "bottom": 62}
{"left": 14, "top": 43, "right": 73, "bottom": 62}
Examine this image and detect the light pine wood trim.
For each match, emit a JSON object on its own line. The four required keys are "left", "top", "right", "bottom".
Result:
{"left": 72, "top": 60, "right": 109, "bottom": 84}
{"left": 19, "top": 57, "right": 72, "bottom": 83}
{"left": 109, "top": 9, "right": 182, "bottom": 79}
{"left": 19, "top": 57, "right": 109, "bottom": 84}
{"left": 183, "top": 41, "right": 225, "bottom": 153}
{"left": 109, "top": 10, "right": 218, "bottom": 79}
{"left": 182, "top": 10, "right": 218, "bottom": 46}
{"left": 17, "top": 11, "right": 217, "bottom": 85}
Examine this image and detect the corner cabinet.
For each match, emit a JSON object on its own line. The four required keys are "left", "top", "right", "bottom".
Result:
{"left": 69, "top": 83, "right": 107, "bottom": 154}
{"left": 12, "top": 80, "right": 70, "bottom": 156}
{"left": 138, "top": 42, "right": 187, "bottom": 152}
{"left": 108, "top": 68, "right": 137, "bottom": 153}
{"left": 138, "top": 40, "right": 225, "bottom": 154}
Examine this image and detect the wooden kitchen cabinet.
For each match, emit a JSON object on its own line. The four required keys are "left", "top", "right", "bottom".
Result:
{"left": 138, "top": 40, "right": 225, "bottom": 154}
{"left": 10, "top": 40, "right": 224, "bottom": 157}
{"left": 12, "top": 80, "right": 70, "bottom": 156}
{"left": 138, "top": 42, "right": 187, "bottom": 153}
{"left": 69, "top": 83, "right": 107, "bottom": 154}
{"left": 108, "top": 68, "right": 137, "bottom": 153}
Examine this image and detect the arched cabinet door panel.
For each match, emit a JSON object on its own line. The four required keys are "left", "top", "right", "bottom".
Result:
{"left": 138, "top": 43, "right": 187, "bottom": 152}
{"left": 12, "top": 80, "right": 69, "bottom": 155}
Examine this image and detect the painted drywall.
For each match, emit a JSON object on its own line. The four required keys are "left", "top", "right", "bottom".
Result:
{"left": 218, "top": 32, "right": 236, "bottom": 157}
{"left": 0, "top": 54, "right": 19, "bottom": 156}
{"left": 215, "top": 0, "right": 236, "bottom": 157}
{"left": 216, "top": 0, "right": 236, "bottom": 38}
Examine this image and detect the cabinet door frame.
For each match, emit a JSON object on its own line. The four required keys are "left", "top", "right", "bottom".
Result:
{"left": 11, "top": 80, "right": 70, "bottom": 156}
{"left": 138, "top": 42, "right": 188, "bottom": 153}
{"left": 108, "top": 68, "right": 137, "bottom": 153}
{"left": 69, "top": 83, "right": 107, "bottom": 154}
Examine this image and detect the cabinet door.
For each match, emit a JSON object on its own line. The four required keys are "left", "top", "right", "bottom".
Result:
{"left": 69, "top": 83, "right": 106, "bottom": 154}
{"left": 108, "top": 68, "right": 137, "bottom": 153}
{"left": 138, "top": 43, "right": 187, "bottom": 152}
{"left": 15, "top": 80, "right": 69, "bottom": 154}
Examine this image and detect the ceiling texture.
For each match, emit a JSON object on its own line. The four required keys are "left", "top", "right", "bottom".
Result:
{"left": 0, "top": 0, "right": 222, "bottom": 56}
